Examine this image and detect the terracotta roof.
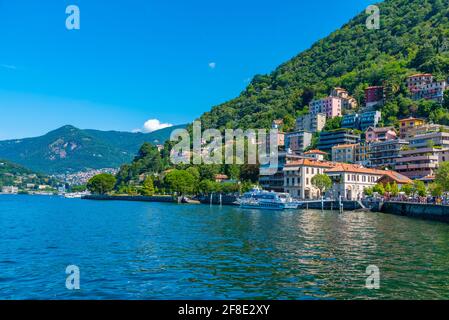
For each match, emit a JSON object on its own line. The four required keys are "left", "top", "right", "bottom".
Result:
{"left": 215, "top": 174, "right": 229, "bottom": 180}
{"left": 304, "top": 149, "right": 327, "bottom": 155}
{"left": 285, "top": 159, "right": 336, "bottom": 169}
{"left": 408, "top": 73, "right": 433, "bottom": 78}
{"left": 380, "top": 171, "right": 413, "bottom": 184}
{"left": 325, "top": 163, "right": 386, "bottom": 175}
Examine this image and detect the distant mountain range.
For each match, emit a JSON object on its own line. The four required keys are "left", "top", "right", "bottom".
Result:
{"left": 0, "top": 124, "right": 187, "bottom": 174}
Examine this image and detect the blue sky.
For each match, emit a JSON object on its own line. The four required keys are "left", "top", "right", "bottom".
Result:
{"left": 0, "top": 0, "right": 376, "bottom": 140}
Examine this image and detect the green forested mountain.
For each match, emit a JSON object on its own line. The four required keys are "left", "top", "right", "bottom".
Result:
{"left": 0, "top": 124, "right": 186, "bottom": 174}
{"left": 199, "top": 0, "right": 449, "bottom": 131}
{"left": 0, "top": 159, "right": 58, "bottom": 189}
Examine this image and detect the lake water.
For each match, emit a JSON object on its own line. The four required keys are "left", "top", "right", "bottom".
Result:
{"left": 1, "top": 194, "right": 449, "bottom": 300}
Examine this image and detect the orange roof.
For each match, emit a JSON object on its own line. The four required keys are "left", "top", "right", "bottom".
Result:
{"left": 285, "top": 159, "right": 336, "bottom": 169}
{"left": 408, "top": 73, "right": 432, "bottom": 78}
{"left": 380, "top": 171, "right": 413, "bottom": 184}
{"left": 304, "top": 149, "right": 327, "bottom": 155}
{"left": 325, "top": 163, "right": 386, "bottom": 175}
{"left": 399, "top": 117, "right": 425, "bottom": 123}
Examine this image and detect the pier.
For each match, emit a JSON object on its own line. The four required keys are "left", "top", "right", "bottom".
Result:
{"left": 379, "top": 201, "right": 449, "bottom": 223}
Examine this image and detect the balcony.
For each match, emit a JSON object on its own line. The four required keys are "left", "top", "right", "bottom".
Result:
{"left": 395, "top": 163, "right": 438, "bottom": 170}
{"left": 396, "top": 155, "right": 439, "bottom": 163}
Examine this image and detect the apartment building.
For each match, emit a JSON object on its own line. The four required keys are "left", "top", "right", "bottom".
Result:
{"left": 408, "top": 131, "right": 449, "bottom": 149}
{"left": 341, "top": 111, "right": 381, "bottom": 130}
{"left": 330, "top": 87, "right": 358, "bottom": 110}
{"left": 394, "top": 130, "right": 449, "bottom": 179}
{"left": 341, "top": 114, "right": 359, "bottom": 129}
{"left": 365, "top": 126, "right": 397, "bottom": 143}
{"left": 369, "top": 139, "right": 409, "bottom": 169}
{"left": 283, "top": 159, "right": 335, "bottom": 199}
{"left": 303, "top": 149, "right": 327, "bottom": 161}
{"left": 359, "top": 111, "right": 382, "bottom": 131}
{"left": 399, "top": 117, "right": 426, "bottom": 139}
{"left": 317, "top": 130, "right": 361, "bottom": 154}
{"left": 355, "top": 144, "right": 371, "bottom": 166}
{"left": 259, "top": 152, "right": 303, "bottom": 192}
{"left": 332, "top": 144, "right": 357, "bottom": 163}
{"left": 296, "top": 113, "right": 327, "bottom": 133}
{"left": 310, "top": 97, "right": 342, "bottom": 118}
{"left": 395, "top": 147, "right": 448, "bottom": 180}
{"left": 365, "top": 86, "right": 384, "bottom": 110}
{"left": 406, "top": 74, "right": 447, "bottom": 103}
{"left": 285, "top": 131, "right": 313, "bottom": 153}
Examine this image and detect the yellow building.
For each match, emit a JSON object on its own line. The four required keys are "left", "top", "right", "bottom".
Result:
{"left": 399, "top": 117, "right": 425, "bottom": 139}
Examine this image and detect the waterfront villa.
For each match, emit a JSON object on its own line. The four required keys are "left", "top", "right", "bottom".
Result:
{"left": 283, "top": 159, "right": 335, "bottom": 199}
{"left": 324, "top": 164, "right": 386, "bottom": 201}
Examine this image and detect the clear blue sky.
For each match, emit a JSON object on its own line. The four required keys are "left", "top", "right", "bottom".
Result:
{"left": 0, "top": 0, "right": 376, "bottom": 140}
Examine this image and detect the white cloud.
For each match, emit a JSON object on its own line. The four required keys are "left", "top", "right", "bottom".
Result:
{"left": 135, "top": 119, "right": 173, "bottom": 133}
{"left": 208, "top": 62, "right": 216, "bottom": 69}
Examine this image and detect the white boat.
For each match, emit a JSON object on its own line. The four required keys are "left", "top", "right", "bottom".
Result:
{"left": 238, "top": 187, "right": 299, "bottom": 210}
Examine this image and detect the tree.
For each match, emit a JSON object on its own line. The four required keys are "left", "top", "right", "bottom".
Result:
{"left": 413, "top": 180, "right": 427, "bottom": 197}
{"left": 401, "top": 184, "right": 413, "bottom": 196}
{"left": 373, "top": 183, "right": 385, "bottom": 196}
{"left": 311, "top": 174, "right": 332, "bottom": 197}
{"left": 435, "top": 162, "right": 449, "bottom": 192}
{"left": 164, "top": 170, "right": 195, "bottom": 195}
{"left": 199, "top": 179, "right": 221, "bottom": 194}
{"left": 391, "top": 182, "right": 399, "bottom": 197}
{"left": 141, "top": 176, "right": 155, "bottom": 196}
{"left": 87, "top": 174, "right": 116, "bottom": 195}
{"left": 429, "top": 183, "right": 443, "bottom": 197}
{"left": 324, "top": 117, "right": 343, "bottom": 131}
{"left": 364, "top": 187, "right": 374, "bottom": 197}
{"left": 385, "top": 182, "right": 392, "bottom": 194}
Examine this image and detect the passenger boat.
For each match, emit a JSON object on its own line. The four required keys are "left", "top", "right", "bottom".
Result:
{"left": 238, "top": 187, "right": 298, "bottom": 210}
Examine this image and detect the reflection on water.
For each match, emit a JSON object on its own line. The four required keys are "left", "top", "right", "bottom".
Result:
{"left": 1, "top": 195, "right": 449, "bottom": 300}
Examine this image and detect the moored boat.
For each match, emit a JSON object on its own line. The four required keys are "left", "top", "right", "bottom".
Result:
{"left": 238, "top": 187, "right": 299, "bottom": 210}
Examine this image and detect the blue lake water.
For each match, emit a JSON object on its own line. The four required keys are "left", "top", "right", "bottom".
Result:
{"left": 1, "top": 194, "right": 449, "bottom": 300}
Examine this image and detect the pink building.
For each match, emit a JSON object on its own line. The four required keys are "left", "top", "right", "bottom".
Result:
{"left": 365, "top": 126, "right": 397, "bottom": 143}
{"left": 310, "top": 97, "right": 342, "bottom": 118}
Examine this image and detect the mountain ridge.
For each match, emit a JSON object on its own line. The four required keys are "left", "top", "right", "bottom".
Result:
{"left": 0, "top": 124, "right": 187, "bottom": 174}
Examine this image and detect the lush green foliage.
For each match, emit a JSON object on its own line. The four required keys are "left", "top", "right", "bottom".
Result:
{"left": 141, "top": 176, "right": 155, "bottom": 196}
{"left": 401, "top": 184, "right": 413, "bottom": 196}
{"left": 0, "top": 159, "right": 58, "bottom": 189}
{"left": 435, "top": 161, "right": 449, "bottom": 192}
{"left": 87, "top": 173, "right": 116, "bottom": 195}
{"left": 197, "top": 0, "right": 449, "bottom": 131}
{"left": 311, "top": 174, "right": 332, "bottom": 194}
{"left": 413, "top": 181, "right": 427, "bottom": 197}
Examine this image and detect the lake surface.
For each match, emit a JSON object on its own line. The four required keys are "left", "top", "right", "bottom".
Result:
{"left": 1, "top": 194, "right": 449, "bottom": 300}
